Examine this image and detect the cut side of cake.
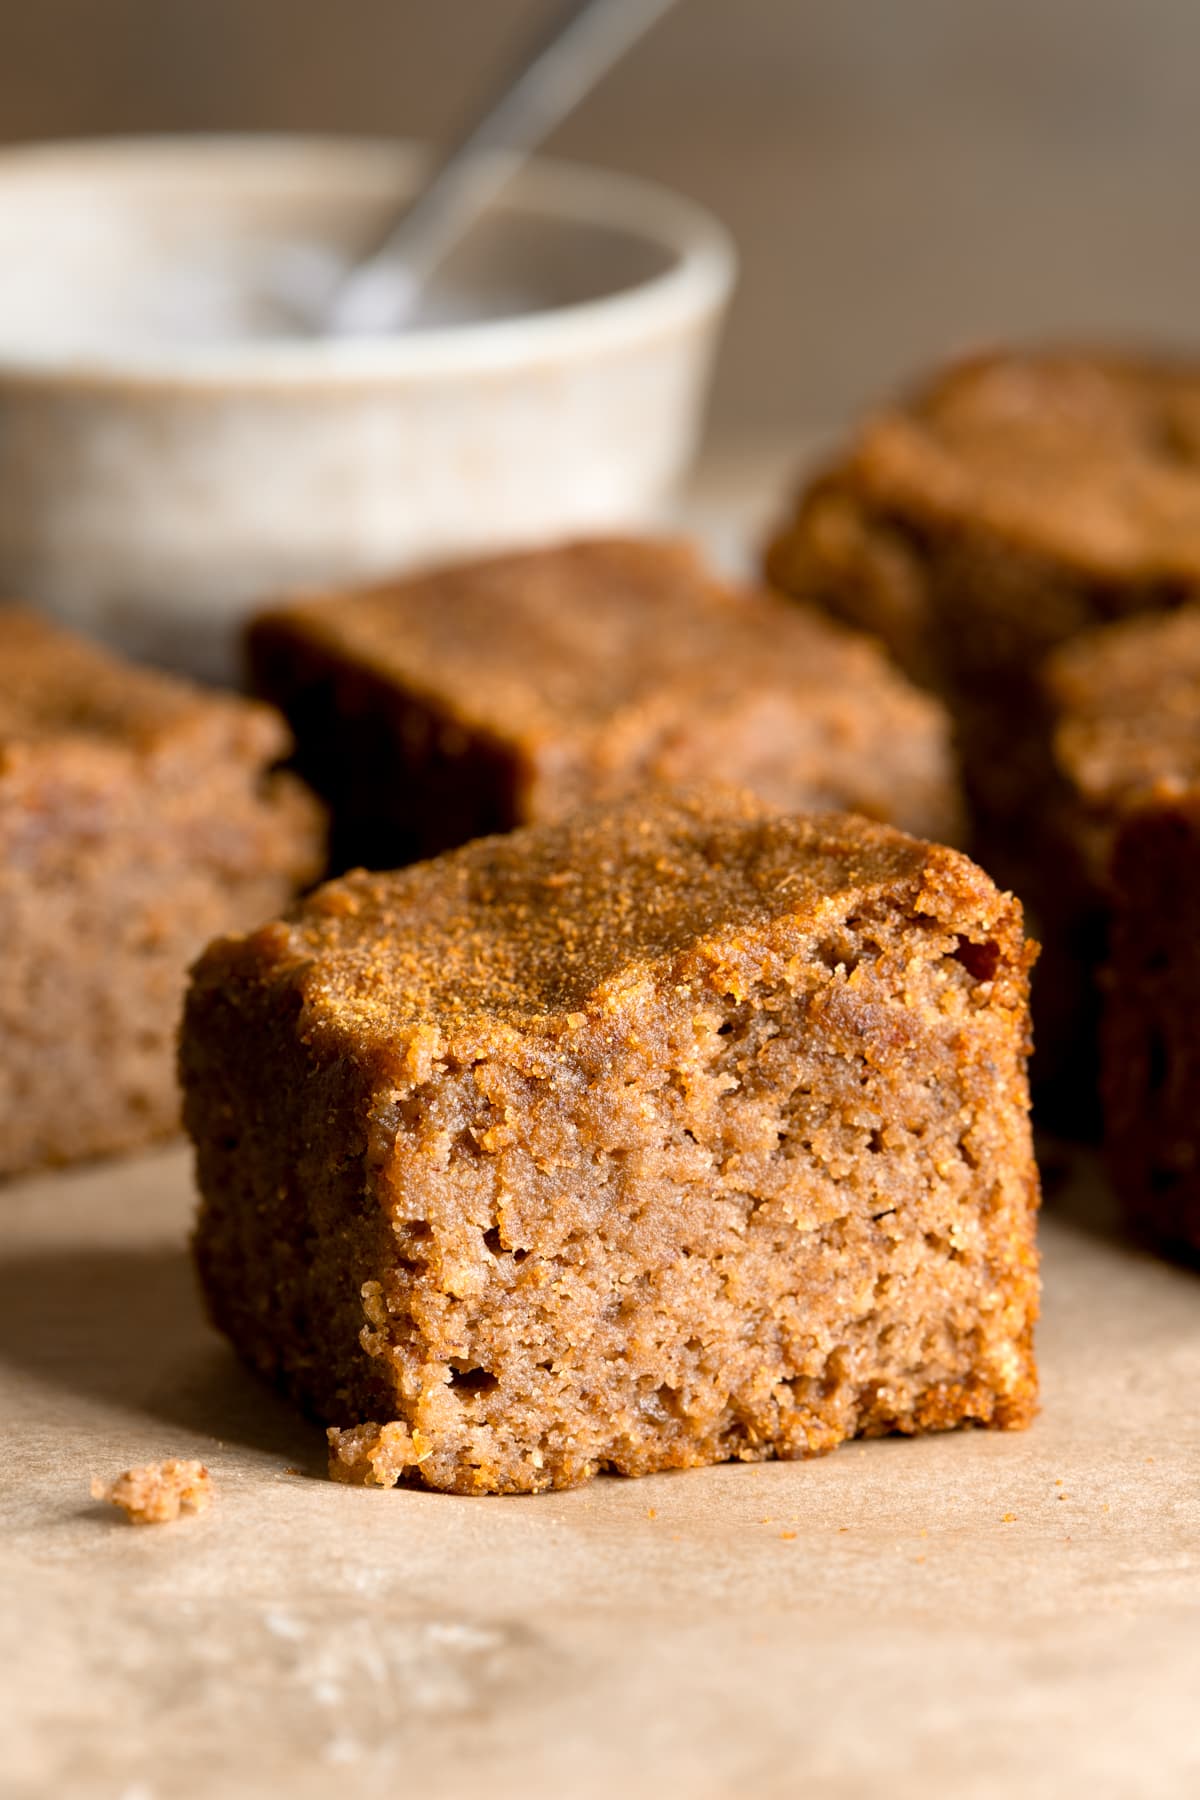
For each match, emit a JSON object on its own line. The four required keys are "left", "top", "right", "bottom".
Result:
{"left": 183, "top": 788, "right": 1039, "bottom": 1495}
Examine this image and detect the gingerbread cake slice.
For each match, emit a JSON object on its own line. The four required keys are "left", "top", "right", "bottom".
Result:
{"left": 1044, "top": 607, "right": 1200, "bottom": 882}
{"left": 765, "top": 347, "right": 1200, "bottom": 773}
{"left": 182, "top": 787, "right": 1039, "bottom": 1496}
{"left": 247, "top": 536, "right": 963, "bottom": 872}
{"left": 0, "top": 605, "right": 326, "bottom": 1177}
{"left": 765, "top": 348, "right": 1200, "bottom": 1108}
{"left": 1044, "top": 607, "right": 1200, "bottom": 1252}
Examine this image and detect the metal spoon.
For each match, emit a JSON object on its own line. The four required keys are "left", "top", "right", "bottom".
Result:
{"left": 322, "top": 0, "right": 682, "bottom": 337}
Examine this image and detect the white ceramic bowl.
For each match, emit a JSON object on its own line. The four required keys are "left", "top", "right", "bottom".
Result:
{"left": 0, "top": 135, "right": 735, "bottom": 680}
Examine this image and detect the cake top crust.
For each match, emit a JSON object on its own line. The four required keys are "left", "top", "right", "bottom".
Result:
{"left": 837, "top": 349, "right": 1200, "bottom": 579}
{"left": 1045, "top": 605, "right": 1200, "bottom": 812}
{"left": 250, "top": 537, "right": 933, "bottom": 746}
{"left": 0, "top": 605, "right": 287, "bottom": 766}
{"left": 219, "top": 788, "right": 1009, "bottom": 1052}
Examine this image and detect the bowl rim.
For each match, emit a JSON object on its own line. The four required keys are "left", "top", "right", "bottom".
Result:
{"left": 0, "top": 132, "right": 737, "bottom": 389}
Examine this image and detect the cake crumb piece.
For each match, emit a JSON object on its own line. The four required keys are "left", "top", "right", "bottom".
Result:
{"left": 327, "top": 1421, "right": 417, "bottom": 1487}
{"left": 1002, "top": 1512, "right": 1017, "bottom": 1523}
{"left": 91, "top": 1459, "right": 213, "bottom": 1525}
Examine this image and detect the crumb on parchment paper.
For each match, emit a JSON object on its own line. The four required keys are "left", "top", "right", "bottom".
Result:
{"left": 91, "top": 1459, "right": 213, "bottom": 1525}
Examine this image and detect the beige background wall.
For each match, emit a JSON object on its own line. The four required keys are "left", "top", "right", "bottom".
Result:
{"left": 5, "top": 0, "right": 1199, "bottom": 435}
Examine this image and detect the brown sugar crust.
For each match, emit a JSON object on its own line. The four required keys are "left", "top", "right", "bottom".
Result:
{"left": 91, "top": 1459, "right": 213, "bottom": 1525}
{"left": 0, "top": 606, "right": 326, "bottom": 1177}
{"left": 249, "top": 536, "right": 962, "bottom": 870}
{"left": 184, "top": 787, "right": 1040, "bottom": 1496}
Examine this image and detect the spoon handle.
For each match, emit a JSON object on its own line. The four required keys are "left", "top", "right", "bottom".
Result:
{"left": 326, "top": 0, "right": 682, "bottom": 336}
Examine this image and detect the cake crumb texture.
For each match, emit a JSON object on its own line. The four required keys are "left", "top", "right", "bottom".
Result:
{"left": 91, "top": 1459, "right": 213, "bottom": 1525}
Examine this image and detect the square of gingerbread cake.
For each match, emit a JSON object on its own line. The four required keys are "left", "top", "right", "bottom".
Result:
{"left": 183, "top": 787, "right": 1039, "bottom": 1495}
{"left": 765, "top": 349, "right": 1200, "bottom": 840}
{"left": 1044, "top": 607, "right": 1200, "bottom": 1251}
{"left": 248, "top": 536, "right": 962, "bottom": 871}
{"left": 0, "top": 606, "right": 325, "bottom": 1176}
{"left": 765, "top": 348, "right": 1200, "bottom": 1110}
